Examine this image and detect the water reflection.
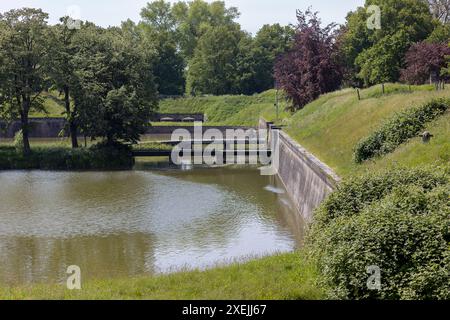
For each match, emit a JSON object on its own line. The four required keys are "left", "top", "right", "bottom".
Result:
{"left": 0, "top": 164, "right": 304, "bottom": 285}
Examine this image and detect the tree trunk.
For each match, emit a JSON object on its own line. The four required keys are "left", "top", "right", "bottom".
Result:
{"left": 64, "top": 86, "right": 78, "bottom": 148}
{"left": 20, "top": 101, "right": 31, "bottom": 156}
{"left": 70, "top": 121, "right": 79, "bottom": 148}
{"left": 107, "top": 134, "right": 114, "bottom": 146}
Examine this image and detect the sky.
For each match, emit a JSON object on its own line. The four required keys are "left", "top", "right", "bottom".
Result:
{"left": 0, "top": 0, "right": 365, "bottom": 34}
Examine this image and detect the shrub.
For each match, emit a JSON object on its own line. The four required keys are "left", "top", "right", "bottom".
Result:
{"left": 354, "top": 99, "right": 450, "bottom": 163}
{"left": 133, "top": 142, "right": 172, "bottom": 152}
{"left": 308, "top": 167, "right": 450, "bottom": 300}
{"left": 0, "top": 143, "right": 134, "bottom": 170}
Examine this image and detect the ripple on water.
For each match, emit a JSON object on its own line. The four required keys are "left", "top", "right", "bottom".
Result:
{"left": 0, "top": 168, "right": 302, "bottom": 284}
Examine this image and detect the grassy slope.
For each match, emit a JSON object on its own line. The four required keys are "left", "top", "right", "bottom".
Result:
{"left": 30, "top": 91, "right": 66, "bottom": 118}
{"left": 6, "top": 84, "right": 448, "bottom": 300}
{"left": 33, "top": 90, "right": 288, "bottom": 125}
{"left": 1, "top": 253, "right": 324, "bottom": 300}
{"left": 159, "top": 90, "right": 291, "bottom": 126}
{"left": 284, "top": 84, "right": 450, "bottom": 176}
{"left": 158, "top": 83, "right": 449, "bottom": 177}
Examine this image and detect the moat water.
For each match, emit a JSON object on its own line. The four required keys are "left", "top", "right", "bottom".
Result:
{"left": 0, "top": 163, "right": 304, "bottom": 285}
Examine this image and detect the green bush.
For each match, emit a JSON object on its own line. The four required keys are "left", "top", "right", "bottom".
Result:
{"left": 308, "top": 167, "right": 450, "bottom": 300}
{"left": 0, "top": 143, "right": 134, "bottom": 170}
{"left": 133, "top": 142, "right": 172, "bottom": 152}
{"left": 354, "top": 99, "right": 450, "bottom": 163}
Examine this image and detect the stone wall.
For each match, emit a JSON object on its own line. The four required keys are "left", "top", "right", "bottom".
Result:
{"left": 146, "top": 125, "right": 252, "bottom": 135}
{"left": 0, "top": 118, "right": 68, "bottom": 139}
{"left": 260, "top": 118, "right": 340, "bottom": 220}
{"left": 154, "top": 113, "right": 205, "bottom": 122}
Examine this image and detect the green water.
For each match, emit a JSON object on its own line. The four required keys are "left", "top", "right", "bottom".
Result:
{"left": 0, "top": 164, "right": 304, "bottom": 285}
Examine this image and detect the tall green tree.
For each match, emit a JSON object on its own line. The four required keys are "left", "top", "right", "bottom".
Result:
{"left": 186, "top": 24, "right": 244, "bottom": 95}
{"left": 427, "top": 22, "right": 450, "bottom": 43}
{"left": 173, "top": 0, "right": 240, "bottom": 60}
{"left": 139, "top": 1, "right": 185, "bottom": 95}
{"left": 140, "top": 0, "right": 177, "bottom": 33}
{"left": 137, "top": 15, "right": 185, "bottom": 96}
{"left": 341, "top": 0, "right": 434, "bottom": 86}
{"left": 0, "top": 8, "right": 49, "bottom": 154}
{"left": 249, "top": 24, "right": 294, "bottom": 92}
{"left": 71, "top": 25, "right": 158, "bottom": 145}
{"left": 47, "top": 17, "right": 80, "bottom": 148}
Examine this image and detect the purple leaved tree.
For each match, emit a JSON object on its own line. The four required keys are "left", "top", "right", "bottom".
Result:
{"left": 274, "top": 10, "right": 342, "bottom": 111}
{"left": 400, "top": 41, "right": 450, "bottom": 85}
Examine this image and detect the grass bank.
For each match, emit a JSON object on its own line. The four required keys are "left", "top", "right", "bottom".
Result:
{"left": 0, "top": 143, "right": 134, "bottom": 170}
{"left": 32, "top": 90, "right": 289, "bottom": 126}
{"left": 283, "top": 84, "right": 450, "bottom": 176}
{"left": 158, "top": 83, "right": 449, "bottom": 177}
{"left": 3, "top": 83, "right": 448, "bottom": 300}
{"left": 0, "top": 253, "right": 324, "bottom": 300}
{"left": 159, "top": 90, "right": 291, "bottom": 126}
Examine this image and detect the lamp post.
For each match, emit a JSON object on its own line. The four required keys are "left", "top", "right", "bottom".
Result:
{"left": 274, "top": 80, "right": 280, "bottom": 123}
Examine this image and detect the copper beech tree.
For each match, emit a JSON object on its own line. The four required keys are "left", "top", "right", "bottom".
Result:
{"left": 400, "top": 41, "right": 450, "bottom": 85}
{"left": 274, "top": 10, "right": 342, "bottom": 110}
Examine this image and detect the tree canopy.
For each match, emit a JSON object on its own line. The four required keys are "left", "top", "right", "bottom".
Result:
{"left": 400, "top": 41, "right": 450, "bottom": 84}
{"left": 138, "top": 0, "right": 294, "bottom": 96}
{"left": 1, "top": 0, "right": 449, "bottom": 156}
{"left": 274, "top": 10, "right": 343, "bottom": 110}
{"left": 0, "top": 8, "right": 50, "bottom": 154}
{"left": 340, "top": 0, "right": 435, "bottom": 86}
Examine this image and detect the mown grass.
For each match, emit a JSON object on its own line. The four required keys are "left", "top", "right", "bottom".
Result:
{"left": 158, "top": 83, "right": 449, "bottom": 177}
{"left": 34, "top": 90, "right": 290, "bottom": 126}
{"left": 0, "top": 252, "right": 324, "bottom": 300}
{"left": 29, "top": 91, "right": 66, "bottom": 118}
{"left": 133, "top": 142, "right": 173, "bottom": 151}
{"left": 361, "top": 111, "right": 450, "bottom": 173}
{"left": 159, "top": 90, "right": 291, "bottom": 126}
{"left": 284, "top": 84, "right": 450, "bottom": 176}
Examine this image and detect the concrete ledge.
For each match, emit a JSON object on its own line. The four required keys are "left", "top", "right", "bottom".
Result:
{"left": 260, "top": 118, "right": 340, "bottom": 220}
{"left": 146, "top": 125, "right": 253, "bottom": 135}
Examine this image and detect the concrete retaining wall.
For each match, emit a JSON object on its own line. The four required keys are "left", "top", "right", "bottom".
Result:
{"left": 259, "top": 118, "right": 340, "bottom": 220}
{"left": 146, "top": 125, "right": 252, "bottom": 135}
{"left": 155, "top": 113, "right": 205, "bottom": 122}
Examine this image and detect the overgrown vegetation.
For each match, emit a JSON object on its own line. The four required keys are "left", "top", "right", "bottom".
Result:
{"left": 0, "top": 252, "right": 324, "bottom": 300}
{"left": 133, "top": 142, "right": 172, "bottom": 152}
{"left": 0, "top": 143, "right": 134, "bottom": 170}
{"left": 284, "top": 84, "right": 450, "bottom": 176}
{"left": 307, "top": 167, "right": 450, "bottom": 299}
{"left": 354, "top": 98, "right": 450, "bottom": 163}
{"left": 0, "top": 0, "right": 449, "bottom": 301}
